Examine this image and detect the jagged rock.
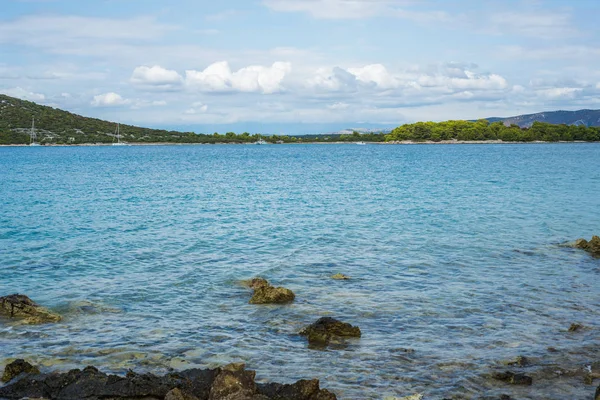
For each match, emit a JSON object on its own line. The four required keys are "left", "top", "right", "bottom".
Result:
{"left": 299, "top": 317, "right": 361, "bottom": 346}
{"left": 492, "top": 371, "right": 533, "bottom": 385}
{"left": 249, "top": 285, "right": 295, "bottom": 305}
{"left": 0, "top": 361, "right": 337, "bottom": 400}
{"left": 258, "top": 379, "right": 336, "bottom": 400}
{"left": 568, "top": 323, "right": 583, "bottom": 332}
{"left": 209, "top": 362, "right": 257, "bottom": 400}
{"left": 574, "top": 236, "right": 600, "bottom": 257}
{"left": 166, "top": 388, "right": 201, "bottom": 400}
{"left": 0, "top": 294, "right": 62, "bottom": 324}
{"left": 1, "top": 359, "right": 40, "bottom": 382}
{"left": 331, "top": 273, "right": 350, "bottom": 280}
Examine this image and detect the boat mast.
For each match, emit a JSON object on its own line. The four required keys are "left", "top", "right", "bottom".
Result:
{"left": 30, "top": 117, "right": 36, "bottom": 145}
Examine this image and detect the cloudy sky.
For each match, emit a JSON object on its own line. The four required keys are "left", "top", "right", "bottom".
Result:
{"left": 1, "top": 0, "right": 599, "bottom": 134}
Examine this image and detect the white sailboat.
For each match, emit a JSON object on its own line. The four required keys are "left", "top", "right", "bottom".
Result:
{"left": 30, "top": 117, "right": 40, "bottom": 146}
{"left": 112, "top": 123, "right": 127, "bottom": 146}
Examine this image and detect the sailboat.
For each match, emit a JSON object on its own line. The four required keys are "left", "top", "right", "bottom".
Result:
{"left": 30, "top": 117, "right": 40, "bottom": 146}
{"left": 112, "top": 123, "right": 127, "bottom": 146}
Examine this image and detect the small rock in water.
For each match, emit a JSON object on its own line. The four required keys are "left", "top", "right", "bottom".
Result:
{"left": 492, "top": 371, "right": 533, "bottom": 385}
{"left": 568, "top": 323, "right": 583, "bottom": 332}
{"left": 246, "top": 278, "right": 295, "bottom": 304}
{"left": 573, "top": 236, "right": 600, "bottom": 257}
{"left": 1, "top": 359, "right": 40, "bottom": 383}
{"left": 300, "top": 317, "right": 361, "bottom": 347}
{"left": 506, "top": 356, "right": 529, "bottom": 367}
{"left": 331, "top": 273, "right": 350, "bottom": 280}
{"left": 0, "top": 294, "right": 61, "bottom": 324}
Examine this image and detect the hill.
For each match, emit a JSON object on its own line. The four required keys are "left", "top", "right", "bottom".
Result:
{"left": 486, "top": 109, "right": 600, "bottom": 128}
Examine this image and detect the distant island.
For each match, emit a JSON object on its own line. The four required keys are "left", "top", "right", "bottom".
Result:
{"left": 1, "top": 94, "right": 599, "bottom": 145}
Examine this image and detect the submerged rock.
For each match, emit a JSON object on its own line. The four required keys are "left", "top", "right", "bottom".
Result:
{"left": 0, "top": 361, "right": 337, "bottom": 400}
{"left": 492, "top": 371, "right": 533, "bottom": 385}
{"left": 1, "top": 359, "right": 40, "bottom": 383}
{"left": 299, "top": 317, "right": 361, "bottom": 346}
{"left": 246, "top": 278, "right": 295, "bottom": 305}
{"left": 573, "top": 236, "right": 600, "bottom": 257}
{"left": 0, "top": 293, "right": 62, "bottom": 324}
{"left": 568, "top": 323, "right": 583, "bottom": 332}
{"left": 505, "top": 356, "right": 529, "bottom": 367}
{"left": 330, "top": 273, "right": 350, "bottom": 280}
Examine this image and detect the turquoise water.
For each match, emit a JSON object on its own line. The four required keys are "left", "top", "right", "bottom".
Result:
{"left": 1, "top": 143, "right": 599, "bottom": 399}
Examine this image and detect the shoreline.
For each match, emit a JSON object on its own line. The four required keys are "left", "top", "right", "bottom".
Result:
{"left": 0, "top": 140, "right": 597, "bottom": 147}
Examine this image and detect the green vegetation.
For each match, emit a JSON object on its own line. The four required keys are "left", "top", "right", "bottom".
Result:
{"left": 1, "top": 94, "right": 599, "bottom": 145}
{"left": 385, "top": 120, "right": 600, "bottom": 142}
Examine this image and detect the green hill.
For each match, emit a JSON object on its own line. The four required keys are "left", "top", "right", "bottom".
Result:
{"left": 0, "top": 94, "right": 216, "bottom": 145}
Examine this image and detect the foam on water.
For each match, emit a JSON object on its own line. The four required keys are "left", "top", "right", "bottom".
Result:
{"left": 1, "top": 143, "right": 599, "bottom": 399}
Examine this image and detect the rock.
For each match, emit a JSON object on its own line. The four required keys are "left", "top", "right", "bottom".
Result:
{"left": 166, "top": 388, "right": 201, "bottom": 400}
{"left": 0, "top": 361, "right": 338, "bottom": 400}
{"left": 568, "top": 323, "right": 583, "bottom": 332}
{"left": 249, "top": 285, "right": 295, "bottom": 305}
{"left": 1, "top": 359, "right": 40, "bottom": 382}
{"left": 331, "top": 273, "right": 350, "bottom": 280}
{"left": 244, "top": 278, "right": 270, "bottom": 290}
{"left": 595, "top": 384, "right": 600, "bottom": 400}
{"left": 258, "top": 379, "right": 337, "bottom": 400}
{"left": 0, "top": 294, "right": 62, "bottom": 324}
{"left": 209, "top": 363, "right": 257, "bottom": 400}
{"left": 506, "top": 356, "right": 529, "bottom": 367}
{"left": 384, "top": 394, "right": 423, "bottom": 400}
{"left": 492, "top": 371, "right": 533, "bottom": 385}
{"left": 299, "top": 317, "right": 361, "bottom": 346}
{"left": 574, "top": 236, "right": 600, "bottom": 257}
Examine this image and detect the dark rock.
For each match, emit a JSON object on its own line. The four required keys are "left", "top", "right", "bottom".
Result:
{"left": 166, "top": 388, "right": 201, "bottom": 400}
{"left": 0, "top": 293, "right": 61, "bottom": 324}
{"left": 499, "top": 396, "right": 512, "bottom": 400}
{"left": 506, "top": 356, "right": 529, "bottom": 367}
{"left": 299, "top": 317, "right": 361, "bottom": 346}
{"left": 244, "top": 278, "right": 270, "bottom": 290}
{"left": 492, "top": 371, "right": 533, "bottom": 385}
{"left": 574, "top": 236, "right": 600, "bottom": 257}
{"left": 0, "top": 361, "right": 338, "bottom": 400}
{"left": 1, "top": 359, "right": 40, "bottom": 382}
{"left": 258, "top": 379, "right": 336, "bottom": 400}
{"left": 568, "top": 323, "right": 583, "bottom": 332}
{"left": 249, "top": 285, "right": 295, "bottom": 305}
{"left": 595, "top": 384, "right": 600, "bottom": 400}
{"left": 208, "top": 363, "right": 257, "bottom": 400}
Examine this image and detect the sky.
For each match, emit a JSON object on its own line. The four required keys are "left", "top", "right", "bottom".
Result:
{"left": 1, "top": 0, "right": 600, "bottom": 134}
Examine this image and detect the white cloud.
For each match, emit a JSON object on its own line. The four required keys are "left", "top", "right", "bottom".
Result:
{"left": 185, "top": 61, "right": 292, "bottom": 94}
{"left": 131, "top": 65, "right": 183, "bottom": 89}
{"left": 91, "top": 92, "right": 130, "bottom": 107}
{"left": 536, "top": 87, "right": 582, "bottom": 99}
{"left": 184, "top": 102, "right": 209, "bottom": 114}
{"left": 263, "top": 0, "right": 412, "bottom": 19}
{"left": 1, "top": 87, "right": 45, "bottom": 101}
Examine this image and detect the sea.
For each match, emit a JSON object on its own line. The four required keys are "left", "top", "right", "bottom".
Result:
{"left": 1, "top": 143, "right": 599, "bottom": 399}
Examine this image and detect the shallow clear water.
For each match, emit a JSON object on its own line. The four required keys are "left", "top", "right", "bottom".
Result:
{"left": 1, "top": 143, "right": 599, "bottom": 399}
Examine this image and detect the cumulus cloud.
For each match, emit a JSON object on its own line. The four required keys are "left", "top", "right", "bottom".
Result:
{"left": 1, "top": 87, "right": 45, "bottom": 101}
{"left": 91, "top": 92, "right": 130, "bottom": 107}
{"left": 536, "top": 87, "right": 582, "bottom": 100}
{"left": 131, "top": 65, "right": 183, "bottom": 89}
{"left": 185, "top": 61, "right": 292, "bottom": 94}
{"left": 184, "top": 102, "right": 209, "bottom": 114}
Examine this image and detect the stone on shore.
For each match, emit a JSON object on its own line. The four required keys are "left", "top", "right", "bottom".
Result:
{"left": 0, "top": 361, "right": 337, "bottom": 400}
{"left": 331, "top": 273, "right": 350, "bottom": 280}
{"left": 299, "top": 317, "right": 361, "bottom": 346}
{"left": 492, "top": 371, "right": 533, "bottom": 385}
{"left": 0, "top": 294, "right": 62, "bottom": 324}
{"left": 573, "top": 236, "right": 600, "bottom": 257}
{"left": 246, "top": 278, "right": 295, "bottom": 305}
{"left": 1, "top": 359, "right": 40, "bottom": 383}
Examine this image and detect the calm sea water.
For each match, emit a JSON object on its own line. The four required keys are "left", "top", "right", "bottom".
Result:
{"left": 1, "top": 143, "right": 599, "bottom": 399}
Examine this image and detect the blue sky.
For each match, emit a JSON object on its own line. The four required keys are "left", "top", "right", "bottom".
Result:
{"left": 1, "top": 0, "right": 599, "bottom": 134}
